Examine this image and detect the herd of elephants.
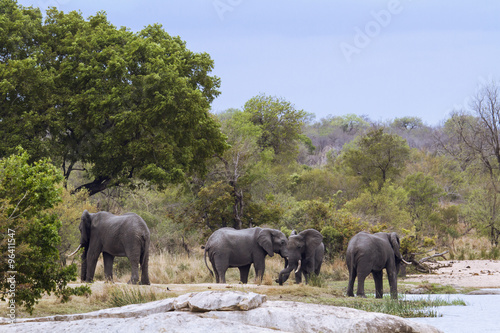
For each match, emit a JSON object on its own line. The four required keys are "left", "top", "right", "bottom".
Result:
{"left": 68, "top": 210, "right": 410, "bottom": 299}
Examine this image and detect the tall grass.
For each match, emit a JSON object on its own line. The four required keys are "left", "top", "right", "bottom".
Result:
{"left": 109, "top": 286, "right": 171, "bottom": 307}
{"left": 92, "top": 249, "right": 347, "bottom": 286}
{"left": 449, "top": 235, "right": 500, "bottom": 260}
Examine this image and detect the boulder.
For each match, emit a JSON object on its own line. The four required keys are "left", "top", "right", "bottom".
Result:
{"left": 2, "top": 291, "right": 442, "bottom": 333}
{"left": 176, "top": 290, "right": 266, "bottom": 312}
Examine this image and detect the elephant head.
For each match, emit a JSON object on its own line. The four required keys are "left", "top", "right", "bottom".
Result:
{"left": 78, "top": 210, "right": 92, "bottom": 281}
{"left": 278, "top": 229, "right": 323, "bottom": 285}
{"left": 388, "top": 232, "right": 410, "bottom": 272}
{"left": 257, "top": 228, "right": 289, "bottom": 258}
{"left": 80, "top": 210, "right": 92, "bottom": 247}
{"left": 67, "top": 210, "right": 94, "bottom": 281}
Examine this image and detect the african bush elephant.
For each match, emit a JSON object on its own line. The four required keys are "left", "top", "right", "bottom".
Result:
{"left": 203, "top": 227, "right": 289, "bottom": 284}
{"left": 346, "top": 231, "right": 409, "bottom": 299}
{"left": 277, "top": 229, "right": 324, "bottom": 285}
{"left": 69, "top": 210, "right": 150, "bottom": 285}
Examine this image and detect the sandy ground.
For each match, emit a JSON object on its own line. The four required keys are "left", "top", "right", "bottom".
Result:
{"left": 403, "top": 260, "right": 500, "bottom": 289}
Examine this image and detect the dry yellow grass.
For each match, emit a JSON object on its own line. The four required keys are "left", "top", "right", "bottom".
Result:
{"left": 450, "top": 234, "right": 499, "bottom": 260}
{"left": 93, "top": 249, "right": 347, "bottom": 286}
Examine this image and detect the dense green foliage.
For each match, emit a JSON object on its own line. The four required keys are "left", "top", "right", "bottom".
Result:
{"left": 0, "top": 0, "right": 227, "bottom": 195}
{"left": 0, "top": 149, "right": 90, "bottom": 314}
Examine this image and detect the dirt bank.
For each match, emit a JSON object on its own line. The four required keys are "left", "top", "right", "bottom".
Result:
{"left": 403, "top": 260, "right": 500, "bottom": 289}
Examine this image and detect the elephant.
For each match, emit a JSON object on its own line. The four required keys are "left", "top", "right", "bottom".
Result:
{"left": 69, "top": 210, "right": 150, "bottom": 285}
{"left": 277, "top": 229, "right": 324, "bottom": 285}
{"left": 203, "top": 227, "right": 289, "bottom": 284}
{"left": 346, "top": 231, "right": 410, "bottom": 299}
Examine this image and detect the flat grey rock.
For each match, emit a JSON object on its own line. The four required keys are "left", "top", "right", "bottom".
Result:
{"left": 1, "top": 291, "right": 442, "bottom": 333}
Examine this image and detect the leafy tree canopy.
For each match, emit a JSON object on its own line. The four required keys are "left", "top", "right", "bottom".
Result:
{"left": 341, "top": 128, "right": 411, "bottom": 190}
{"left": 391, "top": 116, "right": 424, "bottom": 131}
{"left": 330, "top": 113, "right": 369, "bottom": 133}
{"left": 0, "top": 149, "right": 89, "bottom": 314}
{"left": 243, "top": 94, "right": 311, "bottom": 159}
{"left": 0, "top": 1, "right": 228, "bottom": 195}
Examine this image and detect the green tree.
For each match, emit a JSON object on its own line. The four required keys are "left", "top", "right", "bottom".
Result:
{"left": 344, "top": 182, "right": 412, "bottom": 228}
{"left": 341, "top": 128, "right": 411, "bottom": 190}
{"left": 462, "top": 173, "right": 500, "bottom": 246}
{"left": 331, "top": 114, "right": 369, "bottom": 133}
{"left": 243, "top": 94, "right": 311, "bottom": 159}
{"left": 442, "top": 81, "right": 500, "bottom": 245}
{"left": 0, "top": 2, "right": 227, "bottom": 195}
{"left": 403, "top": 172, "right": 444, "bottom": 231}
{"left": 391, "top": 116, "right": 424, "bottom": 131}
{"left": 199, "top": 109, "right": 264, "bottom": 229}
{"left": 0, "top": 149, "right": 89, "bottom": 314}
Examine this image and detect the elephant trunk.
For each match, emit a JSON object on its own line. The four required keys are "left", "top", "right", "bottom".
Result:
{"left": 277, "top": 261, "right": 298, "bottom": 285}
{"left": 80, "top": 247, "right": 88, "bottom": 282}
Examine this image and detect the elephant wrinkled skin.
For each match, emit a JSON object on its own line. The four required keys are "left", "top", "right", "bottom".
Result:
{"left": 346, "top": 231, "right": 404, "bottom": 299}
{"left": 72, "top": 210, "right": 150, "bottom": 285}
{"left": 277, "top": 229, "right": 324, "bottom": 285}
{"left": 203, "top": 227, "right": 288, "bottom": 284}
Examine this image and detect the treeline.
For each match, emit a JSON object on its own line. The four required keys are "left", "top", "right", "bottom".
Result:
{"left": 89, "top": 92, "right": 500, "bottom": 261}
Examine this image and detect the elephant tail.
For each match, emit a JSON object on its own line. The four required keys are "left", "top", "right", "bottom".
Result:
{"left": 203, "top": 245, "right": 214, "bottom": 277}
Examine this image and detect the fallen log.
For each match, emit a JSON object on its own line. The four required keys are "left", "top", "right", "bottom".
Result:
{"left": 419, "top": 250, "right": 449, "bottom": 264}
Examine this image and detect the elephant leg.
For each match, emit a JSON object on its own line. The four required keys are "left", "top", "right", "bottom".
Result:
{"left": 124, "top": 244, "right": 142, "bottom": 285}
{"left": 102, "top": 252, "right": 115, "bottom": 282}
{"left": 213, "top": 256, "right": 228, "bottom": 283}
{"left": 347, "top": 267, "right": 357, "bottom": 297}
{"left": 238, "top": 264, "right": 251, "bottom": 284}
{"left": 213, "top": 264, "right": 220, "bottom": 283}
{"left": 373, "top": 270, "right": 384, "bottom": 298}
{"left": 356, "top": 269, "right": 369, "bottom": 298}
{"left": 140, "top": 251, "right": 150, "bottom": 285}
{"left": 387, "top": 268, "right": 398, "bottom": 300}
{"left": 295, "top": 269, "right": 303, "bottom": 284}
{"left": 128, "top": 258, "right": 140, "bottom": 284}
{"left": 85, "top": 250, "right": 101, "bottom": 283}
{"left": 208, "top": 257, "right": 221, "bottom": 283}
{"left": 253, "top": 261, "right": 265, "bottom": 284}
{"left": 315, "top": 262, "right": 322, "bottom": 276}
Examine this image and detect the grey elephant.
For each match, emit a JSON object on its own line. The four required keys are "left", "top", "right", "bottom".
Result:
{"left": 346, "top": 231, "right": 409, "bottom": 299}
{"left": 203, "top": 227, "right": 289, "bottom": 284}
{"left": 69, "top": 210, "right": 150, "bottom": 285}
{"left": 277, "top": 229, "right": 324, "bottom": 285}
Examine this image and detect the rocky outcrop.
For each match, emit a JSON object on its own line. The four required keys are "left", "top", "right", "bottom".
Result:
{"left": 3, "top": 291, "right": 442, "bottom": 333}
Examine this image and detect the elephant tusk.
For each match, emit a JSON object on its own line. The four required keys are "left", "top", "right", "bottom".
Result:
{"left": 68, "top": 244, "right": 82, "bottom": 257}
{"left": 295, "top": 260, "right": 302, "bottom": 273}
{"left": 401, "top": 258, "right": 411, "bottom": 265}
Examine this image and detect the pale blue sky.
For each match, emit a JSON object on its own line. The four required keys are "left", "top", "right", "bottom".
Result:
{"left": 15, "top": 0, "right": 500, "bottom": 125}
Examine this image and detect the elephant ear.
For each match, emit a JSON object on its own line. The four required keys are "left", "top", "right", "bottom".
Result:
{"left": 300, "top": 229, "right": 323, "bottom": 259}
{"left": 389, "top": 232, "right": 402, "bottom": 260}
{"left": 257, "top": 228, "right": 274, "bottom": 257}
{"left": 80, "top": 210, "right": 92, "bottom": 245}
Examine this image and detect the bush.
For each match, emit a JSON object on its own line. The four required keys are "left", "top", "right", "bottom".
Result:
{"left": 0, "top": 149, "right": 89, "bottom": 314}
